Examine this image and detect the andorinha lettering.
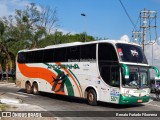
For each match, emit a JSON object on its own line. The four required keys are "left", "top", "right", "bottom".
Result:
{"left": 45, "top": 63, "right": 80, "bottom": 69}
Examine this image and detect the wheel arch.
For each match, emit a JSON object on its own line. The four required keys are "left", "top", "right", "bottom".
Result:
{"left": 25, "top": 80, "right": 39, "bottom": 88}
{"left": 85, "top": 86, "right": 99, "bottom": 101}
{"left": 25, "top": 80, "right": 32, "bottom": 86}
{"left": 32, "top": 80, "right": 39, "bottom": 85}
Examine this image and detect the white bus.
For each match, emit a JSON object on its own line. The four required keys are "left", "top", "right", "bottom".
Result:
{"left": 16, "top": 40, "right": 159, "bottom": 105}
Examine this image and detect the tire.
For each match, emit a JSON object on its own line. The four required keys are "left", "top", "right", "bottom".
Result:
{"left": 87, "top": 89, "right": 97, "bottom": 106}
{"left": 32, "top": 83, "right": 39, "bottom": 95}
{"left": 155, "top": 89, "right": 160, "bottom": 101}
{"left": 25, "top": 82, "right": 32, "bottom": 94}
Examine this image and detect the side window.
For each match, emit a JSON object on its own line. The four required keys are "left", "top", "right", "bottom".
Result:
{"left": 34, "top": 50, "right": 44, "bottom": 63}
{"left": 100, "top": 66, "right": 120, "bottom": 87}
{"left": 26, "top": 51, "right": 34, "bottom": 63}
{"left": 67, "top": 46, "right": 80, "bottom": 61}
{"left": 43, "top": 49, "right": 54, "bottom": 63}
{"left": 111, "top": 67, "right": 120, "bottom": 87}
{"left": 17, "top": 52, "right": 26, "bottom": 63}
{"left": 100, "top": 66, "right": 110, "bottom": 85}
{"left": 54, "top": 48, "right": 67, "bottom": 62}
{"left": 80, "top": 44, "right": 96, "bottom": 60}
{"left": 98, "top": 43, "right": 118, "bottom": 61}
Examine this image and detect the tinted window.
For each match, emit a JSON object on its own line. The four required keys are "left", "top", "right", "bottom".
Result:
{"left": 116, "top": 43, "right": 148, "bottom": 64}
{"left": 17, "top": 52, "right": 26, "bottom": 63}
{"left": 100, "top": 66, "right": 120, "bottom": 87}
{"left": 34, "top": 50, "right": 44, "bottom": 63}
{"left": 80, "top": 44, "right": 96, "bottom": 60}
{"left": 67, "top": 46, "right": 80, "bottom": 61}
{"left": 54, "top": 48, "right": 67, "bottom": 62}
{"left": 43, "top": 49, "right": 54, "bottom": 62}
{"left": 26, "top": 51, "right": 34, "bottom": 63}
{"left": 98, "top": 43, "right": 118, "bottom": 61}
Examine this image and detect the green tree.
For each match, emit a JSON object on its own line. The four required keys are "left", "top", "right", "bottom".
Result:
{"left": 0, "top": 3, "right": 58, "bottom": 80}
{"left": 37, "top": 31, "right": 95, "bottom": 48}
{"left": 0, "top": 20, "right": 15, "bottom": 80}
{"left": 0, "top": 2, "right": 96, "bottom": 81}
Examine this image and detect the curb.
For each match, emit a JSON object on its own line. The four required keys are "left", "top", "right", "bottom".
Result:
{"left": 0, "top": 98, "right": 23, "bottom": 104}
{"left": 0, "top": 81, "right": 15, "bottom": 84}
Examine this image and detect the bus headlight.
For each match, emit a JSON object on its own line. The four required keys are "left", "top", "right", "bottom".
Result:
{"left": 146, "top": 94, "right": 150, "bottom": 96}
{"left": 122, "top": 93, "right": 134, "bottom": 97}
{"left": 122, "top": 90, "right": 131, "bottom": 97}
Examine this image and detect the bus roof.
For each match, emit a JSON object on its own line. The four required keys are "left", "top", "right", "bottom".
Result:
{"left": 18, "top": 40, "right": 141, "bottom": 53}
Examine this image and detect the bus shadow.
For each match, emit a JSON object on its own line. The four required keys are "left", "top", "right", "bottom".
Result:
{"left": 17, "top": 89, "right": 87, "bottom": 104}
{"left": 40, "top": 91, "right": 145, "bottom": 109}
{"left": 97, "top": 101, "right": 144, "bottom": 109}
{"left": 40, "top": 91, "right": 88, "bottom": 104}
{"left": 17, "top": 89, "right": 145, "bottom": 109}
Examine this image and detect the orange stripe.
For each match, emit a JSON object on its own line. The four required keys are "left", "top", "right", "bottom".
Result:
{"left": 18, "top": 63, "right": 65, "bottom": 95}
{"left": 55, "top": 62, "right": 82, "bottom": 97}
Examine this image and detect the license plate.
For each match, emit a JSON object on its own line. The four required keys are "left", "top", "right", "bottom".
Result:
{"left": 138, "top": 100, "right": 142, "bottom": 102}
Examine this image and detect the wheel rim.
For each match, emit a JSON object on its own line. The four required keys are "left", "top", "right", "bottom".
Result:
{"left": 33, "top": 86, "right": 38, "bottom": 93}
{"left": 27, "top": 84, "right": 31, "bottom": 91}
{"left": 88, "top": 92, "right": 94, "bottom": 103}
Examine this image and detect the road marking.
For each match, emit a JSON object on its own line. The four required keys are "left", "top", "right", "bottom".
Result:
{"left": 0, "top": 83, "right": 16, "bottom": 87}
{"left": 0, "top": 98, "right": 21, "bottom": 104}
{"left": 17, "top": 92, "right": 36, "bottom": 96}
{"left": 8, "top": 92, "right": 28, "bottom": 98}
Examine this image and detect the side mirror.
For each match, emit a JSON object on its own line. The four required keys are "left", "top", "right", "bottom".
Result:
{"left": 150, "top": 66, "right": 160, "bottom": 80}
{"left": 120, "top": 63, "right": 129, "bottom": 79}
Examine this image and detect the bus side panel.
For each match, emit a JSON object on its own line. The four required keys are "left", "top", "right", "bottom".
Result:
{"left": 16, "top": 62, "right": 116, "bottom": 103}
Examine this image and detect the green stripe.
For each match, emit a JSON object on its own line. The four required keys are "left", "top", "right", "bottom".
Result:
{"left": 54, "top": 69, "right": 74, "bottom": 96}
{"left": 68, "top": 69, "right": 82, "bottom": 96}
{"left": 119, "top": 94, "right": 150, "bottom": 104}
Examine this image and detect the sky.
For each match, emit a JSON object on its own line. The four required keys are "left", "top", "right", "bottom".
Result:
{"left": 0, "top": 0, "right": 160, "bottom": 73}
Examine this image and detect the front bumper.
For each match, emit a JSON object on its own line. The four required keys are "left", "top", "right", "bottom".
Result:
{"left": 119, "top": 94, "right": 150, "bottom": 104}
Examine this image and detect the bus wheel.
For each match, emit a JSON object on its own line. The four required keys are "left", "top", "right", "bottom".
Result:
{"left": 87, "top": 89, "right": 97, "bottom": 106}
{"left": 32, "top": 83, "right": 39, "bottom": 95}
{"left": 25, "top": 82, "right": 32, "bottom": 94}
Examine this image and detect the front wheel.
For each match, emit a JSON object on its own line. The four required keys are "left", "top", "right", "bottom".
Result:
{"left": 87, "top": 89, "right": 97, "bottom": 106}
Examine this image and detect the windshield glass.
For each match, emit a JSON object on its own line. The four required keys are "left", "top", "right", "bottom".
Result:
{"left": 116, "top": 43, "right": 148, "bottom": 64}
{"left": 122, "top": 66, "right": 149, "bottom": 88}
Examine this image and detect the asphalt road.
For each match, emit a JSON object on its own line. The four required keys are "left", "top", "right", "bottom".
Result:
{"left": 0, "top": 82, "right": 160, "bottom": 120}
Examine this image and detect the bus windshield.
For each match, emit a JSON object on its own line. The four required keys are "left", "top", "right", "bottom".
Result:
{"left": 122, "top": 66, "right": 150, "bottom": 88}
{"left": 116, "top": 43, "right": 148, "bottom": 64}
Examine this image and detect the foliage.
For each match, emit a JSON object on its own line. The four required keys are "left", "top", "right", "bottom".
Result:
{"left": 0, "top": 104, "right": 10, "bottom": 111}
{"left": 0, "top": 3, "right": 95, "bottom": 76}
{"left": 37, "top": 32, "right": 95, "bottom": 48}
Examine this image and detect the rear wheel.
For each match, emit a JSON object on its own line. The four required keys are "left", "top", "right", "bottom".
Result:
{"left": 87, "top": 89, "right": 97, "bottom": 106}
{"left": 25, "top": 82, "right": 32, "bottom": 94}
{"left": 32, "top": 83, "right": 39, "bottom": 95}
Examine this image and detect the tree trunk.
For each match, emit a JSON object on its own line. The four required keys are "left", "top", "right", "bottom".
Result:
{"left": 0, "top": 64, "right": 3, "bottom": 80}
{"left": 6, "top": 64, "right": 9, "bottom": 81}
